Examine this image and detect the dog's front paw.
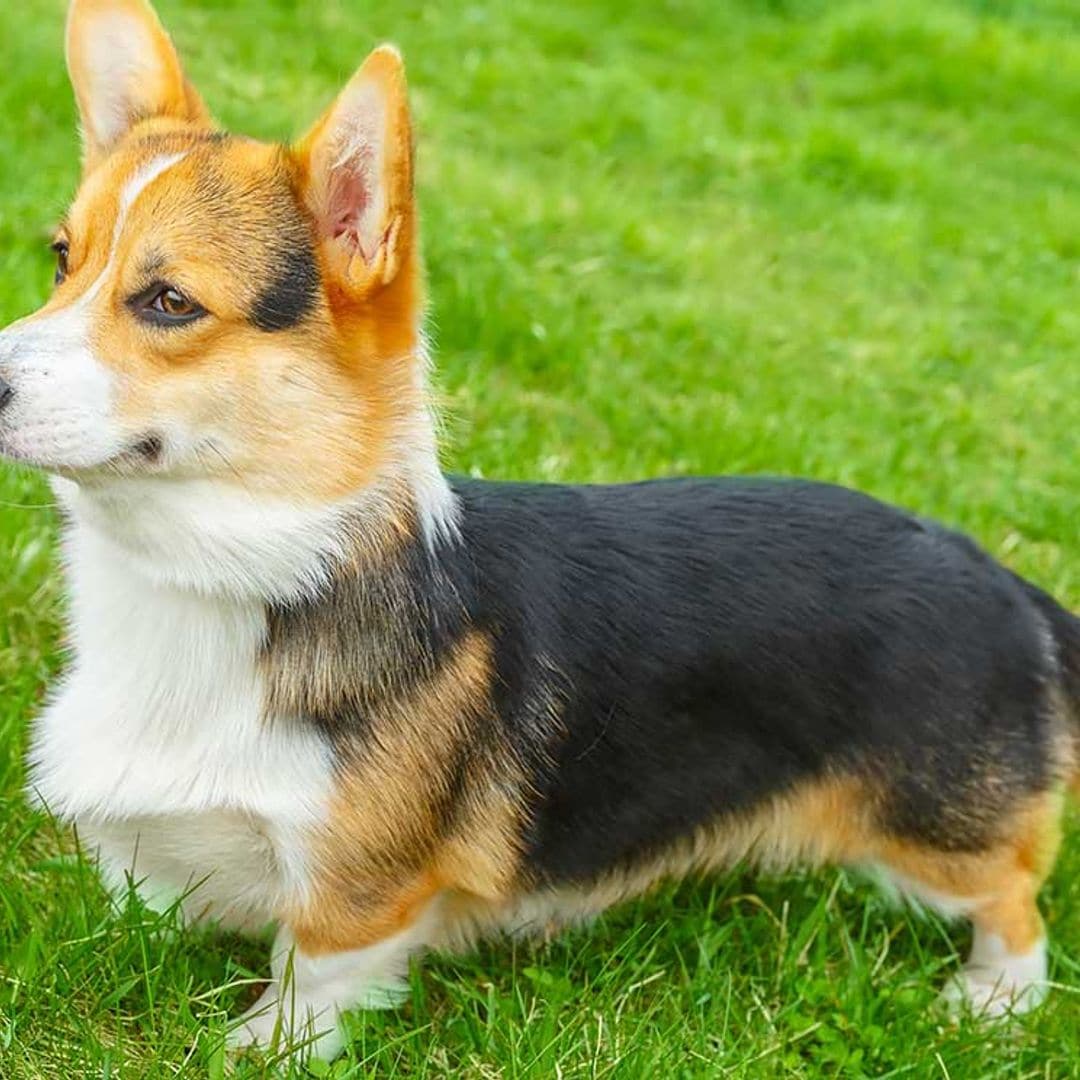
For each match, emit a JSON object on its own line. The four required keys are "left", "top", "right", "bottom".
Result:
{"left": 227, "top": 985, "right": 344, "bottom": 1063}
{"left": 226, "top": 986, "right": 280, "bottom": 1052}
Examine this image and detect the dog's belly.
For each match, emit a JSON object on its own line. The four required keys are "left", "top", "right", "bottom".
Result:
{"left": 84, "top": 810, "right": 287, "bottom": 933}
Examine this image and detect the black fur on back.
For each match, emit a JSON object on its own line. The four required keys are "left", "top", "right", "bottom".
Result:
{"left": 444, "top": 477, "right": 1068, "bottom": 884}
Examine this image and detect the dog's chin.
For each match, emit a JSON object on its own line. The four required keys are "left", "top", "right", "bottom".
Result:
{"left": 0, "top": 432, "right": 166, "bottom": 479}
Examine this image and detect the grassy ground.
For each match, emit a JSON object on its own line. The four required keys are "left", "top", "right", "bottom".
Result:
{"left": 1, "top": 0, "right": 1078, "bottom": 1076}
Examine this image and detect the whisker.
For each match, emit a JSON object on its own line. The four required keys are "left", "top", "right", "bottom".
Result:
{"left": 0, "top": 497, "right": 56, "bottom": 511}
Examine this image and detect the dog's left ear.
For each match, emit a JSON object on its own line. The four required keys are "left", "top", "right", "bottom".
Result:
{"left": 294, "top": 45, "right": 414, "bottom": 295}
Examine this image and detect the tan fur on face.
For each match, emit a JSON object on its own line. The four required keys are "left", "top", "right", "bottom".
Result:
{"left": 31, "top": 121, "right": 428, "bottom": 500}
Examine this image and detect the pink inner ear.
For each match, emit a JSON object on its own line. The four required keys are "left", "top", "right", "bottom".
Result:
{"left": 326, "top": 150, "right": 374, "bottom": 261}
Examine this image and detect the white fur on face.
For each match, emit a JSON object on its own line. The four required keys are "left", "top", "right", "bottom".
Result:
{"left": 0, "top": 153, "right": 186, "bottom": 471}
{"left": 0, "top": 297, "right": 118, "bottom": 468}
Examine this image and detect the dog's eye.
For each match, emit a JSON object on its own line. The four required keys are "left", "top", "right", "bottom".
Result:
{"left": 51, "top": 240, "right": 69, "bottom": 285}
{"left": 152, "top": 287, "right": 200, "bottom": 319}
{"left": 130, "top": 284, "right": 208, "bottom": 327}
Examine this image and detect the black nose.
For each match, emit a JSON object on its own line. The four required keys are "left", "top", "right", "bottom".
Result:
{"left": 0, "top": 378, "right": 12, "bottom": 411}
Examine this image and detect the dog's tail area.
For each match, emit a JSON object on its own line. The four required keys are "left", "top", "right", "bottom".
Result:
{"left": 1020, "top": 579, "right": 1080, "bottom": 796}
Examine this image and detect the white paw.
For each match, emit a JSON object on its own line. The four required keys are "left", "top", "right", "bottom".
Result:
{"left": 226, "top": 986, "right": 344, "bottom": 1062}
{"left": 939, "top": 965, "right": 1048, "bottom": 1019}
{"left": 226, "top": 987, "right": 280, "bottom": 1051}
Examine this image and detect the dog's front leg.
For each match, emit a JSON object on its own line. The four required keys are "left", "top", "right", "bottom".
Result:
{"left": 228, "top": 897, "right": 443, "bottom": 1063}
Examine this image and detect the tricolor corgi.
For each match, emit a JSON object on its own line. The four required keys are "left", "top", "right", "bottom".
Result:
{"left": 0, "top": 0, "right": 1077, "bottom": 1063}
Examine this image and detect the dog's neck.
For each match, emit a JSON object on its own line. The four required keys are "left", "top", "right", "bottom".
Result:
{"left": 51, "top": 441, "right": 458, "bottom": 605}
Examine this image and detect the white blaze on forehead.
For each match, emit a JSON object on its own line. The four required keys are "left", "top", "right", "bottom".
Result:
{"left": 110, "top": 151, "right": 190, "bottom": 272}
{"left": 79, "top": 150, "right": 189, "bottom": 307}
{"left": 117, "top": 151, "right": 190, "bottom": 225}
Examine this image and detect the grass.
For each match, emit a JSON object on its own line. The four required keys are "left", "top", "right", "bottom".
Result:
{"left": 1, "top": 0, "right": 1079, "bottom": 1075}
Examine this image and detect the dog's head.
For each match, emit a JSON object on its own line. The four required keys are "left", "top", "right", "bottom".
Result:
{"left": 0, "top": 0, "right": 425, "bottom": 504}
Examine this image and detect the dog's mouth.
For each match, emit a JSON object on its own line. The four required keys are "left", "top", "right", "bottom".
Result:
{"left": 0, "top": 431, "right": 166, "bottom": 475}
{"left": 92, "top": 433, "right": 166, "bottom": 473}
{"left": 126, "top": 434, "right": 164, "bottom": 464}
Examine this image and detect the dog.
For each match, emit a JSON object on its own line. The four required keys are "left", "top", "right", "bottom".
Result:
{"left": 0, "top": 0, "right": 1076, "bottom": 1063}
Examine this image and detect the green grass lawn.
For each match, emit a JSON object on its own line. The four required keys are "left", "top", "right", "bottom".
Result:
{"left": 2, "top": 0, "right": 1079, "bottom": 1075}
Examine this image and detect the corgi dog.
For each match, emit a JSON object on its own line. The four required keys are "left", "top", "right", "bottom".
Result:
{"left": 0, "top": 0, "right": 1076, "bottom": 1063}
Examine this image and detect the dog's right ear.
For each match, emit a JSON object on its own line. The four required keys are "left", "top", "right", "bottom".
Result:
{"left": 66, "top": 0, "right": 211, "bottom": 171}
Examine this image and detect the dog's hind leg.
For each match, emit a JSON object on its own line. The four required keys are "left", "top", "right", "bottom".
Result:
{"left": 942, "top": 878, "right": 1049, "bottom": 1016}
{"left": 875, "top": 791, "right": 1064, "bottom": 1018}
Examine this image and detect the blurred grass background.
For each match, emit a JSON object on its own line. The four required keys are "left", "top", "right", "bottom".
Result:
{"left": 0, "top": 0, "right": 1078, "bottom": 1076}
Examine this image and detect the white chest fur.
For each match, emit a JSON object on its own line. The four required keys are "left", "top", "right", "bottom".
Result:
{"left": 28, "top": 512, "right": 335, "bottom": 931}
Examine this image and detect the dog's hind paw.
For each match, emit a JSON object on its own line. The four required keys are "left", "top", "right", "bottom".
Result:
{"left": 938, "top": 956, "right": 1048, "bottom": 1019}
